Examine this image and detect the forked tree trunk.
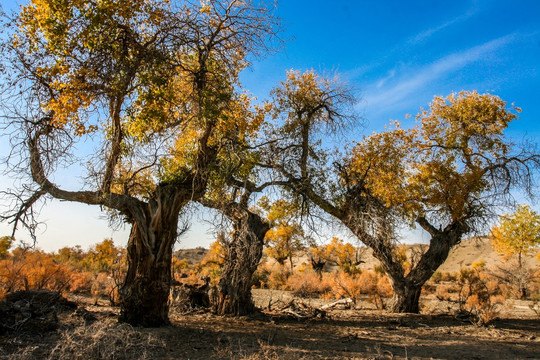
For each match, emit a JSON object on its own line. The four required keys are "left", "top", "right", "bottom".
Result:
{"left": 389, "top": 227, "right": 464, "bottom": 313}
{"left": 216, "top": 211, "right": 270, "bottom": 316}
{"left": 119, "top": 186, "right": 188, "bottom": 327}
{"left": 389, "top": 280, "right": 423, "bottom": 313}
{"left": 356, "top": 219, "right": 465, "bottom": 314}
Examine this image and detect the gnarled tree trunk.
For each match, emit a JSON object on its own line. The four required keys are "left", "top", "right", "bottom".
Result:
{"left": 387, "top": 222, "right": 465, "bottom": 313}
{"left": 119, "top": 185, "right": 189, "bottom": 326}
{"left": 343, "top": 212, "right": 466, "bottom": 313}
{"left": 216, "top": 211, "right": 270, "bottom": 316}
{"left": 389, "top": 279, "right": 423, "bottom": 313}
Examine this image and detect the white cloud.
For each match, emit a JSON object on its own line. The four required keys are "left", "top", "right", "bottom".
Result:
{"left": 408, "top": 7, "right": 479, "bottom": 45}
{"left": 376, "top": 69, "right": 396, "bottom": 89}
{"left": 364, "top": 33, "right": 517, "bottom": 111}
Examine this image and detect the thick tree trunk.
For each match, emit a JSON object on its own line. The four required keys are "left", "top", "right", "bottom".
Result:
{"left": 119, "top": 186, "right": 188, "bottom": 327}
{"left": 348, "top": 216, "right": 466, "bottom": 314}
{"left": 216, "top": 211, "right": 269, "bottom": 316}
{"left": 387, "top": 224, "right": 465, "bottom": 313}
{"left": 389, "top": 280, "right": 423, "bottom": 313}
{"left": 119, "top": 225, "right": 174, "bottom": 326}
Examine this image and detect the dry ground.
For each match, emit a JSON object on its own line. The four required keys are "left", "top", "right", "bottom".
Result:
{"left": 1, "top": 290, "right": 539, "bottom": 360}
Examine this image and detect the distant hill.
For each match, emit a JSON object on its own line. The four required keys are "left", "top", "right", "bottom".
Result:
{"left": 174, "top": 247, "right": 207, "bottom": 264}
{"left": 174, "top": 237, "right": 539, "bottom": 272}
{"left": 347, "top": 236, "right": 538, "bottom": 273}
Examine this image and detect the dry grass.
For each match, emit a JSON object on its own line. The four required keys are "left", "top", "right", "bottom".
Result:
{"left": 47, "top": 318, "right": 166, "bottom": 360}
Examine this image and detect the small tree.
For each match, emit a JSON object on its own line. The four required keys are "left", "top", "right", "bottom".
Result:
{"left": 491, "top": 204, "right": 540, "bottom": 298}
{"left": 0, "top": 236, "right": 13, "bottom": 260}
{"left": 325, "top": 237, "right": 364, "bottom": 275}
{"left": 85, "top": 239, "right": 124, "bottom": 273}
{"left": 262, "top": 199, "right": 305, "bottom": 271}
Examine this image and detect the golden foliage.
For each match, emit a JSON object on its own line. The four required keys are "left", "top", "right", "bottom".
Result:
{"left": 491, "top": 204, "right": 540, "bottom": 259}
{"left": 320, "top": 237, "right": 362, "bottom": 275}
{"left": 345, "top": 91, "right": 521, "bottom": 222}
{"left": 259, "top": 198, "right": 304, "bottom": 267}
{"left": 17, "top": 0, "right": 169, "bottom": 134}
{"left": 0, "top": 236, "right": 13, "bottom": 260}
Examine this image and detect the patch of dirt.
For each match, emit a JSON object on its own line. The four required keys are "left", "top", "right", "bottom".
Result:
{"left": 1, "top": 291, "right": 539, "bottom": 359}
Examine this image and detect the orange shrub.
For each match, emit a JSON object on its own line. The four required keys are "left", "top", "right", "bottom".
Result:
{"left": 327, "top": 271, "right": 377, "bottom": 301}
{"left": 266, "top": 264, "right": 291, "bottom": 290}
{"left": 322, "top": 270, "right": 393, "bottom": 308}
{"left": 285, "top": 271, "right": 332, "bottom": 297}
{"left": 68, "top": 271, "right": 93, "bottom": 293}
{"left": 329, "top": 271, "right": 364, "bottom": 301}
{"left": 0, "top": 258, "right": 22, "bottom": 298}
{"left": 456, "top": 264, "right": 507, "bottom": 325}
{"left": 0, "top": 248, "right": 71, "bottom": 296}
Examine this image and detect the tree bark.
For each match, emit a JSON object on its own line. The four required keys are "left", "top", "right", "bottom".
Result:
{"left": 342, "top": 213, "right": 465, "bottom": 314}
{"left": 389, "top": 280, "right": 423, "bottom": 313}
{"left": 119, "top": 185, "right": 189, "bottom": 326}
{"left": 216, "top": 211, "right": 270, "bottom": 316}
{"left": 385, "top": 222, "right": 465, "bottom": 313}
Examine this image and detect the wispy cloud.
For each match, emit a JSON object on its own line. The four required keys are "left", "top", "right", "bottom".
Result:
{"left": 364, "top": 33, "right": 517, "bottom": 111}
{"left": 376, "top": 69, "right": 396, "bottom": 89}
{"left": 408, "top": 6, "right": 479, "bottom": 45}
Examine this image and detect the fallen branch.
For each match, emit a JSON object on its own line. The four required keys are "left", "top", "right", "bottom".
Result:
{"left": 321, "top": 298, "right": 353, "bottom": 310}
{"left": 273, "top": 299, "right": 327, "bottom": 320}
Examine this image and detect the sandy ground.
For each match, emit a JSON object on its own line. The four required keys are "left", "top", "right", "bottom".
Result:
{"left": 1, "top": 290, "right": 539, "bottom": 360}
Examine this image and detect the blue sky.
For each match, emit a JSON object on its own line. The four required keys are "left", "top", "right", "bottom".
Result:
{"left": 1, "top": 0, "right": 540, "bottom": 251}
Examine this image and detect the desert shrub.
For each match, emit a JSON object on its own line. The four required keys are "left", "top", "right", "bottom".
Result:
{"left": 285, "top": 271, "right": 332, "bottom": 297}
{"left": 68, "top": 271, "right": 93, "bottom": 294}
{"left": 265, "top": 264, "right": 291, "bottom": 290}
{"left": 48, "top": 319, "right": 166, "bottom": 360}
{"left": 440, "top": 272, "right": 458, "bottom": 282}
{"left": 431, "top": 271, "right": 443, "bottom": 283}
{"left": 376, "top": 275, "right": 393, "bottom": 297}
{"left": 530, "top": 268, "right": 540, "bottom": 301}
{"left": 0, "top": 249, "right": 71, "bottom": 297}
{"left": 456, "top": 264, "right": 506, "bottom": 325}
{"left": 435, "top": 284, "right": 455, "bottom": 301}
{"left": 90, "top": 273, "right": 118, "bottom": 306}
{"left": 491, "top": 260, "right": 538, "bottom": 300}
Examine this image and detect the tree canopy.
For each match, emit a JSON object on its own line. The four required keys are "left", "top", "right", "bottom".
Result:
{"left": 492, "top": 204, "right": 540, "bottom": 261}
